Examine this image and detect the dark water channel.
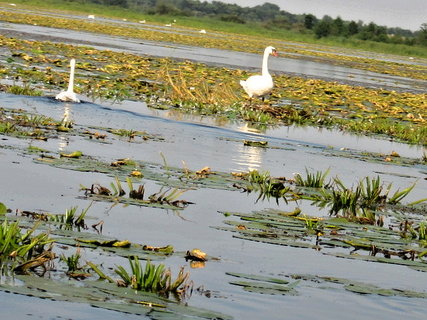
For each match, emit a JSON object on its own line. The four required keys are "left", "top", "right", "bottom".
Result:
{"left": 1, "top": 92, "right": 426, "bottom": 319}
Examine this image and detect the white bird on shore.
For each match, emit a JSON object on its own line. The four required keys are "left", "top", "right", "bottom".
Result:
{"left": 139, "top": 20, "right": 146, "bottom": 24}
{"left": 240, "top": 46, "right": 278, "bottom": 99}
{"left": 56, "top": 58, "right": 80, "bottom": 103}
{"left": 199, "top": 29, "right": 206, "bottom": 34}
{"left": 87, "top": 14, "right": 95, "bottom": 19}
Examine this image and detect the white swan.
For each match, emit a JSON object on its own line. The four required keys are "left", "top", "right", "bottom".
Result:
{"left": 55, "top": 58, "right": 80, "bottom": 103}
{"left": 240, "top": 46, "right": 278, "bottom": 99}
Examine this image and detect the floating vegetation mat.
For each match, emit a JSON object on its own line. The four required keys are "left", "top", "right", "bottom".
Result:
{"left": 0, "top": 24, "right": 426, "bottom": 145}
{"left": 0, "top": 211, "right": 229, "bottom": 318}
{"left": 1, "top": 275, "right": 230, "bottom": 319}
{"left": 0, "top": 6, "right": 426, "bottom": 81}
{"left": 226, "top": 272, "right": 427, "bottom": 298}
{"left": 218, "top": 208, "right": 427, "bottom": 272}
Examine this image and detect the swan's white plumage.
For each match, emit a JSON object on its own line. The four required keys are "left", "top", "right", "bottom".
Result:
{"left": 56, "top": 58, "right": 80, "bottom": 103}
{"left": 240, "top": 46, "right": 277, "bottom": 98}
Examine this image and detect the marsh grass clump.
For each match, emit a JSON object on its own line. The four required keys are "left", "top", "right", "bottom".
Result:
{"left": 311, "top": 176, "right": 423, "bottom": 219}
{"left": 60, "top": 248, "right": 82, "bottom": 273}
{"left": 0, "top": 108, "right": 61, "bottom": 139}
{"left": 245, "top": 170, "right": 292, "bottom": 204}
{"left": 82, "top": 177, "right": 193, "bottom": 208}
{"left": 115, "top": 257, "right": 192, "bottom": 297}
{"left": 7, "top": 84, "right": 43, "bottom": 96}
{"left": 49, "top": 205, "right": 91, "bottom": 230}
{"left": 294, "top": 168, "right": 331, "bottom": 188}
{"left": 110, "top": 128, "right": 139, "bottom": 140}
{"left": 237, "top": 168, "right": 425, "bottom": 225}
{"left": 163, "top": 66, "right": 240, "bottom": 109}
{"left": 0, "top": 219, "right": 52, "bottom": 274}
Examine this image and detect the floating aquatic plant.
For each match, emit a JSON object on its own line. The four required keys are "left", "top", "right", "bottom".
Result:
{"left": 294, "top": 168, "right": 331, "bottom": 188}
{"left": 219, "top": 208, "right": 427, "bottom": 271}
{"left": 0, "top": 203, "right": 7, "bottom": 215}
{"left": 228, "top": 272, "right": 299, "bottom": 296}
{"left": 309, "top": 176, "right": 423, "bottom": 219}
{"left": 6, "top": 83, "right": 43, "bottom": 96}
{"left": 115, "top": 257, "right": 192, "bottom": 297}
{"left": 243, "top": 170, "right": 292, "bottom": 204}
{"left": 1, "top": 32, "right": 426, "bottom": 145}
{"left": 81, "top": 177, "right": 193, "bottom": 209}
{"left": 60, "top": 248, "right": 82, "bottom": 273}
{"left": 49, "top": 204, "right": 92, "bottom": 230}
{"left": 0, "top": 219, "right": 52, "bottom": 274}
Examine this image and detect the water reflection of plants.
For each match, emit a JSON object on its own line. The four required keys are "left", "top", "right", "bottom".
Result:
{"left": 219, "top": 208, "right": 427, "bottom": 271}
{"left": 0, "top": 200, "right": 221, "bottom": 318}
{"left": 238, "top": 169, "right": 426, "bottom": 223}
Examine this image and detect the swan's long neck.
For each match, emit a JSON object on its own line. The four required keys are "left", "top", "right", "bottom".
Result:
{"left": 67, "top": 59, "right": 76, "bottom": 93}
{"left": 261, "top": 49, "right": 270, "bottom": 77}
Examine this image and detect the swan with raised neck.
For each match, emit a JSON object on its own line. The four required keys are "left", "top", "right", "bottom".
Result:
{"left": 240, "top": 46, "right": 278, "bottom": 99}
{"left": 55, "top": 58, "right": 80, "bottom": 103}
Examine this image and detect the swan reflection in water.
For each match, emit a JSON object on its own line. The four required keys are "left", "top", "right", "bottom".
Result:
{"left": 58, "top": 104, "right": 72, "bottom": 152}
{"left": 232, "top": 123, "right": 264, "bottom": 172}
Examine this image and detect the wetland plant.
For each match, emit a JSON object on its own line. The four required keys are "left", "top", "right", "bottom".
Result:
{"left": 60, "top": 248, "right": 82, "bottom": 273}
{"left": 83, "top": 177, "right": 192, "bottom": 208}
{"left": 6, "top": 83, "right": 43, "bottom": 96}
{"left": 163, "top": 67, "right": 239, "bottom": 108}
{"left": 110, "top": 128, "right": 139, "bottom": 141}
{"left": 311, "top": 176, "right": 423, "bottom": 219}
{"left": 294, "top": 168, "right": 331, "bottom": 188}
{"left": 115, "top": 257, "right": 191, "bottom": 297}
{"left": 127, "top": 177, "right": 145, "bottom": 200}
{"left": 110, "top": 176, "right": 126, "bottom": 196}
{"left": 245, "top": 170, "right": 292, "bottom": 204}
{"left": 0, "top": 220, "right": 52, "bottom": 274}
{"left": 50, "top": 204, "right": 91, "bottom": 230}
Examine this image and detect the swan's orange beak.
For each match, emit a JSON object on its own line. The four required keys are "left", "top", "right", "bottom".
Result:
{"left": 272, "top": 50, "right": 278, "bottom": 57}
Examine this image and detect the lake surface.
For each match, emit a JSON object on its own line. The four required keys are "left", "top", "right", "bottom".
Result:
{"left": 1, "top": 92, "right": 426, "bottom": 319}
{"left": 0, "top": 9, "right": 426, "bottom": 320}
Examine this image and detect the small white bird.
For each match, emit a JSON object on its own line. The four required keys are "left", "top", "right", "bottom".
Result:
{"left": 87, "top": 14, "right": 95, "bottom": 19}
{"left": 139, "top": 20, "right": 146, "bottom": 24}
{"left": 165, "top": 23, "right": 172, "bottom": 27}
{"left": 55, "top": 58, "right": 80, "bottom": 103}
{"left": 199, "top": 29, "right": 206, "bottom": 34}
{"left": 240, "top": 46, "right": 278, "bottom": 99}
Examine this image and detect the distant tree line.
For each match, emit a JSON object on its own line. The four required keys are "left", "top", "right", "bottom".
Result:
{"left": 71, "top": 0, "right": 427, "bottom": 46}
